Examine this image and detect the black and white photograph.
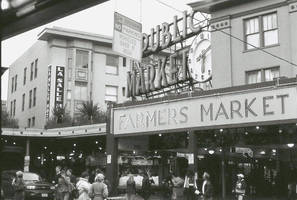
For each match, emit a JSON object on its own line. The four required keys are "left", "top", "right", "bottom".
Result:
{"left": 1, "top": 0, "right": 297, "bottom": 200}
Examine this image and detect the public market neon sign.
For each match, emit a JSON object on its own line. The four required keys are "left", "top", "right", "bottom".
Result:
{"left": 127, "top": 10, "right": 206, "bottom": 98}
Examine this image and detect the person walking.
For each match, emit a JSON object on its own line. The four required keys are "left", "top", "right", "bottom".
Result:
{"left": 234, "top": 174, "right": 246, "bottom": 200}
{"left": 66, "top": 169, "right": 76, "bottom": 200}
{"left": 201, "top": 172, "right": 214, "bottom": 200}
{"left": 76, "top": 172, "right": 91, "bottom": 200}
{"left": 88, "top": 173, "right": 108, "bottom": 200}
{"left": 141, "top": 173, "right": 154, "bottom": 200}
{"left": 12, "top": 171, "right": 25, "bottom": 200}
{"left": 126, "top": 174, "right": 136, "bottom": 200}
{"left": 183, "top": 170, "right": 197, "bottom": 200}
{"left": 56, "top": 170, "right": 71, "bottom": 200}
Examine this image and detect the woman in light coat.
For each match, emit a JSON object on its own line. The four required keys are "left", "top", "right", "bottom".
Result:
{"left": 76, "top": 172, "right": 91, "bottom": 200}
{"left": 89, "top": 173, "right": 108, "bottom": 200}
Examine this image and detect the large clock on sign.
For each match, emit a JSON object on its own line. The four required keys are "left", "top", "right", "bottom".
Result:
{"left": 188, "top": 31, "right": 212, "bottom": 83}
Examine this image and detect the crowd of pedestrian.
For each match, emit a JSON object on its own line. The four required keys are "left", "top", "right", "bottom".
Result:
{"left": 53, "top": 165, "right": 110, "bottom": 200}
{"left": 10, "top": 167, "right": 248, "bottom": 200}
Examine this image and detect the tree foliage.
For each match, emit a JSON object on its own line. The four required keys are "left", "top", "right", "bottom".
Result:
{"left": 1, "top": 110, "right": 19, "bottom": 128}
{"left": 77, "top": 101, "right": 106, "bottom": 124}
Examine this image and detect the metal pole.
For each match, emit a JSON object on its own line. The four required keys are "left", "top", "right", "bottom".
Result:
{"left": 222, "top": 147, "right": 226, "bottom": 199}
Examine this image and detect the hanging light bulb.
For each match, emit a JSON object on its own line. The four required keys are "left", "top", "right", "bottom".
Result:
{"left": 95, "top": 141, "right": 98, "bottom": 144}
{"left": 220, "top": 129, "right": 223, "bottom": 133}
{"left": 158, "top": 134, "right": 162, "bottom": 137}
{"left": 44, "top": 146, "right": 47, "bottom": 150}
{"left": 13, "top": 142, "right": 16, "bottom": 145}
{"left": 287, "top": 143, "right": 295, "bottom": 148}
{"left": 208, "top": 150, "right": 215, "bottom": 155}
{"left": 73, "top": 144, "right": 76, "bottom": 147}
{"left": 256, "top": 126, "right": 260, "bottom": 130}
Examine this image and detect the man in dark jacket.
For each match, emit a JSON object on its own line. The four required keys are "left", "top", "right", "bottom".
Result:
{"left": 202, "top": 172, "right": 214, "bottom": 200}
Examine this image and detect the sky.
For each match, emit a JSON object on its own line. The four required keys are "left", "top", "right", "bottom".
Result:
{"left": 1, "top": 0, "right": 199, "bottom": 100}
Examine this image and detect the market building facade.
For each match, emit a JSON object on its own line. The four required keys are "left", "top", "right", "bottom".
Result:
{"left": 105, "top": 0, "right": 297, "bottom": 198}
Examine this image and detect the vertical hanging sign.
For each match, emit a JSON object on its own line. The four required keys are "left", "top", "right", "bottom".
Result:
{"left": 113, "top": 12, "right": 142, "bottom": 61}
{"left": 45, "top": 65, "right": 51, "bottom": 119}
{"left": 55, "top": 66, "right": 65, "bottom": 109}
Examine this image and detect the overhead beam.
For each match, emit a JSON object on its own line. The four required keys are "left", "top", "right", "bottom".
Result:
{"left": 1, "top": 0, "right": 109, "bottom": 40}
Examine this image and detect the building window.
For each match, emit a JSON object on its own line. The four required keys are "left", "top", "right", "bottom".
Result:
{"left": 14, "top": 75, "right": 17, "bottom": 91}
{"left": 30, "top": 62, "right": 34, "bottom": 81}
{"left": 29, "top": 90, "right": 32, "bottom": 108}
{"left": 244, "top": 13, "right": 278, "bottom": 50}
{"left": 10, "top": 101, "right": 13, "bottom": 117}
{"left": 76, "top": 50, "right": 89, "bottom": 68}
{"left": 11, "top": 77, "right": 14, "bottom": 93}
{"left": 28, "top": 118, "right": 31, "bottom": 128}
{"left": 13, "top": 99, "right": 16, "bottom": 116}
{"left": 106, "top": 55, "right": 119, "bottom": 66}
{"left": 246, "top": 67, "right": 280, "bottom": 84}
{"left": 23, "top": 67, "right": 27, "bottom": 85}
{"left": 22, "top": 93, "right": 25, "bottom": 111}
{"left": 34, "top": 59, "right": 38, "bottom": 78}
{"left": 33, "top": 88, "right": 37, "bottom": 107}
{"left": 105, "top": 85, "right": 118, "bottom": 102}
{"left": 32, "top": 117, "right": 35, "bottom": 127}
{"left": 123, "top": 57, "right": 126, "bottom": 67}
{"left": 106, "top": 55, "right": 119, "bottom": 75}
{"left": 74, "top": 82, "right": 88, "bottom": 101}
{"left": 122, "top": 87, "right": 126, "bottom": 96}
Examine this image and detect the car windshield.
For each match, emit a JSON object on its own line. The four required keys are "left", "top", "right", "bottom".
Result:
{"left": 23, "top": 173, "right": 41, "bottom": 182}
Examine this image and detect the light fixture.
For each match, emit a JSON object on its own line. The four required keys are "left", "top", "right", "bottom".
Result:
{"left": 287, "top": 143, "right": 295, "bottom": 148}
{"left": 13, "top": 142, "right": 16, "bottom": 145}
{"left": 158, "top": 133, "right": 162, "bottom": 137}
{"left": 1, "top": 0, "right": 10, "bottom": 10}
{"left": 272, "top": 149, "right": 276, "bottom": 153}
{"left": 260, "top": 151, "right": 266, "bottom": 155}
{"left": 220, "top": 129, "right": 223, "bottom": 133}
{"left": 133, "top": 150, "right": 136, "bottom": 154}
{"left": 256, "top": 126, "right": 260, "bottom": 130}
{"left": 278, "top": 129, "right": 282, "bottom": 134}
{"left": 95, "top": 141, "right": 98, "bottom": 144}
{"left": 208, "top": 150, "right": 215, "bottom": 155}
{"left": 44, "top": 146, "right": 47, "bottom": 150}
{"left": 73, "top": 144, "right": 76, "bottom": 147}
{"left": 219, "top": 148, "right": 222, "bottom": 152}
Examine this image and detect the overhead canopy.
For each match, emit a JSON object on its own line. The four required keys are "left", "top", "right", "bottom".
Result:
{"left": 1, "top": 0, "right": 108, "bottom": 40}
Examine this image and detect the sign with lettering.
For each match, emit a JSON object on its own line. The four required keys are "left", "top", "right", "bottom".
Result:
{"left": 55, "top": 66, "right": 65, "bottom": 109}
{"left": 113, "top": 12, "right": 142, "bottom": 61}
{"left": 45, "top": 65, "right": 51, "bottom": 120}
{"left": 126, "top": 10, "right": 209, "bottom": 98}
{"left": 113, "top": 85, "right": 297, "bottom": 135}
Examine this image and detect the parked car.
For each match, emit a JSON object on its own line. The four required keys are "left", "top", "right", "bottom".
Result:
{"left": 1, "top": 170, "right": 55, "bottom": 200}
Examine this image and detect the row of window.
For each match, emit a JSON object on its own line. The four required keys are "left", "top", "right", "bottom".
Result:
{"left": 27, "top": 116, "right": 35, "bottom": 128}
{"left": 11, "top": 59, "right": 38, "bottom": 94}
{"left": 21, "top": 88, "right": 37, "bottom": 111}
{"left": 244, "top": 12, "right": 278, "bottom": 50}
{"left": 246, "top": 66, "right": 280, "bottom": 84}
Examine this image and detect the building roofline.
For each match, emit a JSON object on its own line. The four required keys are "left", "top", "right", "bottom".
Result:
{"left": 2, "top": 123, "right": 106, "bottom": 138}
{"left": 38, "top": 26, "right": 113, "bottom": 44}
{"left": 188, "top": 0, "right": 260, "bottom": 13}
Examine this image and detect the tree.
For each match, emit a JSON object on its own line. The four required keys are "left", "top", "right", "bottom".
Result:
{"left": 1, "top": 110, "right": 19, "bottom": 128}
{"left": 78, "top": 101, "right": 106, "bottom": 124}
{"left": 45, "top": 105, "right": 72, "bottom": 129}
